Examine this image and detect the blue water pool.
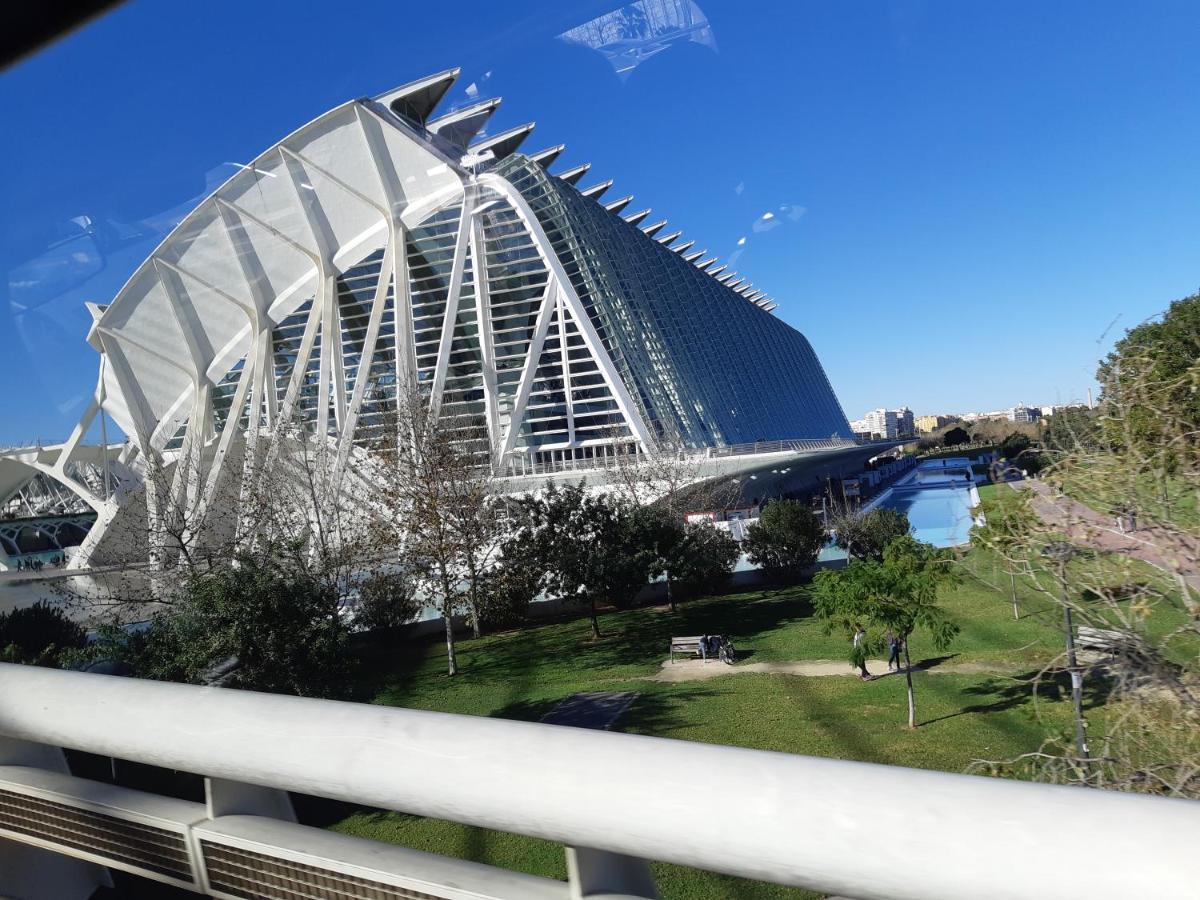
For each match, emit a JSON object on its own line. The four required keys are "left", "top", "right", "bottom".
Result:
{"left": 877, "top": 481, "right": 978, "bottom": 547}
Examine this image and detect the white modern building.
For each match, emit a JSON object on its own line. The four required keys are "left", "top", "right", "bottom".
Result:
{"left": 0, "top": 68, "right": 866, "bottom": 577}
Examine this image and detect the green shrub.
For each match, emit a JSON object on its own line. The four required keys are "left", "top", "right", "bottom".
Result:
{"left": 0, "top": 601, "right": 87, "bottom": 666}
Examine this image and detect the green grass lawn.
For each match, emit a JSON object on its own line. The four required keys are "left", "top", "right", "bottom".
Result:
{"left": 1057, "top": 463, "right": 1200, "bottom": 530}
{"left": 974, "top": 481, "right": 1199, "bottom": 664}
{"left": 331, "top": 546, "right": 1111, "bottom": 898}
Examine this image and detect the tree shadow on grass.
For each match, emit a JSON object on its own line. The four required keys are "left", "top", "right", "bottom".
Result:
{"left": 870, "top": 654, "right": 958, "bottom": 678}
{"left": 350, "top": 628, "right": 440, "bottom": 702}
{"left": 490, "top": 686, "right": 717, "bottom": 736}
{"left": 549, "top": 588, "right": 814, "bottom": 673}
{"left": 365, "top": 587, "right": 816, "bottom": 709}
{"left": 920, "top": 668, "right": 1115, "bottom": 727}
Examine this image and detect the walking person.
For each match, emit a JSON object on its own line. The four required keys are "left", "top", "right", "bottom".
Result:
{"left": 886, "top": 630, "right": 901, "bottom": 672}
{"left": 852, "top": 625, "right": 871, "bottom": 680}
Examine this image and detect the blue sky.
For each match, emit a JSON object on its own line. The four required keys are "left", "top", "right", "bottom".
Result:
{"left": 2, "top": 0, "right": 1199, "bottom": 444}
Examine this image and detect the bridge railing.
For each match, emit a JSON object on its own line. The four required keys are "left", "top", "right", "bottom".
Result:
{"left": 0, "top": 663, "right": 1192, "bottom": 900}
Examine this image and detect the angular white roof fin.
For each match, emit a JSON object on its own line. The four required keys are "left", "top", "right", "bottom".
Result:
{"left": 428, "top": 98, "right": 502, "bottom": 151}
{"left": 529, "top": 144, "right": 566, "bottom": 167}
{"left": 580, "top": 179, "right": 614, "bottom": 199}
{"left": 604, "top": 195, "right": 634, "bottom": 213}
{"left": 727, "top": 278, "right": 745, "bottom": 290}
{"left": 656, "top": 229, "right": 683, "bottom": 244}
{"left": 556, "top": 163, "right": 591, "bottom": 185}
{"left": 761, "top": 301, "right": 778, "bottom": 312}
{"left": 716, "top": 272, "right": 737, "bottom": 284}
{"left": 641, "top": 220, "right": 668, "bottom": 237}
{"left": 470, "top": 122, "right": 535, "bottom": 160}
{"left": 623, "top": 208, "right": 652, "bottom": 225}
{"left": 683, "top": 249, "right": 706, "bottom": 262}
{"left": 673, "top": 239, "right": 695, "bottom": 253}
{"left": 696, "top": 256, "right": 718, "bottom": 269}
{"left": 374, "top": 68, "right": 460, "bottom": 124}
{"left": 708, "top": 264, "right": 728, "bottom": 276}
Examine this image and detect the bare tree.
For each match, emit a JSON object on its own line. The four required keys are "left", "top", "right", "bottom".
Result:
{"left": 54, "top": 406, "right": 384, "bottom": 626}
{"left": 969, "top": 329, "right": 1200, "bottom": 796}
{"left": 370, "top": 388, "right": 494, "bottom": 674}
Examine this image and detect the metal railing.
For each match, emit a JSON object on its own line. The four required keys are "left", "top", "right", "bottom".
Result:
{"left": 0, "top": 663, "right": 1193, "bottom": 900}
{"left": 498, "top": 437, "right": 863, "bottom": 479}
{"left": 706, "top": 437, "right": 857, "bottom": 458}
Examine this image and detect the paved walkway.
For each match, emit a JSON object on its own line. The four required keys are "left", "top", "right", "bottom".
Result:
{"left": 650, "top": 658, "right": 1012, "bottom": 683}
{"left": 1011, "top": 480, "right": 1200, "bottom": 597}
{"left": 540, "top": 691, "right": 640, "bottom": 730}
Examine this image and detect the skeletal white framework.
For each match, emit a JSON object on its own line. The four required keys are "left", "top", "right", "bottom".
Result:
{"left": 0, "top": 68, "right": 813, "bottom": 571}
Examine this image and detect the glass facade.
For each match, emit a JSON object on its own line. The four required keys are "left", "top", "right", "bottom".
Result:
{"left": 495, "top": 155, "right": 853, "bottom": 448}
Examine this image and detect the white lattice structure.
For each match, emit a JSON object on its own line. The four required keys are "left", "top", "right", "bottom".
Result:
{"left": 1, "top": 68, "right": 861, "bottom": 571}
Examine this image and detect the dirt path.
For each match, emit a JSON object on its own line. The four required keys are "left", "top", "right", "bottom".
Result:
{"left": 1012, "top": 480, "right": 1200, "bottom": 595}
{"left": 650, "top": 658, "right": 1014, "bottom": 683}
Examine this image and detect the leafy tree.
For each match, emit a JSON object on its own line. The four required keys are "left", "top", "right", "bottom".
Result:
{"left": 744, "top": 500, "right": 825, "bottom": 579}
{"left": 73, "top": 549, "right": 352, "bottom": 698}
{"left": 475, "top": 550, "right": 542, "bottom": 631}
{"left": 672, "top": 521, "right": 740, "bottom": 599}
{"left": 509, "top": 484, "right": 650, "bottom": 638}
{"left": 1042, "top": 406, "right": 1099, "bottom": 455}
{"left": 0, "top": 601, "right": 87, "bottom": 666}
{"left": 811, "top": 535, "right": 960, "bottom": 727}
{"left": 631, "top": 505, "right": 687, "bottom": 611}
{"left": 833, "top": 507, "right": 910, "bottom": 562}
{"left": 942, "top": 426, "right": 970, "bottom": 447}
{"left": 999, "top": 432, "right": 1045, "bottom": 475}
{"left": 1097, "top": 291, "right": 1200, "bottom": 457}
{"left": 637, "top": 506, "right": 741, "bottom": 607}
{"left": 352, "top": 569, "right": 420, "bottom": 632}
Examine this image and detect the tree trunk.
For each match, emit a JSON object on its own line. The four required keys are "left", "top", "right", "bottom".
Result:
{"left": 1010, "top": 570, "right": 1020, "bottom": 619}
{"left": 440, "top": 567, "right": 458, "bottom": 676}
{"left": 465, "top": 555, "right": 482, "bottom": 639}
{"left": 903, "top": 639, "right": 916, "bottom": 729}
{"left": 442, "top": 608, "right": 458, "bottom": 676}
{"left": 589, "top": 598, "right": 602, "bottom": 639}
{"left": 665, "top": 569, "right": 676, "bottom": 612}
{"left": 1061, "top": 601, "right": 1089, "bottom": 765}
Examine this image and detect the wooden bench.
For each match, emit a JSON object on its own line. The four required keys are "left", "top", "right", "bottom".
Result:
{"left": 670, "top": 636, "right": 705, "bottom": 663}
{"left": 1076, "top": 626, "right": 1130, "bottom": 654}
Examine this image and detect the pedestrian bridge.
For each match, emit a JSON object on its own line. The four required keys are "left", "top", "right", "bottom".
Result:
{"left": 0, "top": 663, "right": 1191, "bottom": 900}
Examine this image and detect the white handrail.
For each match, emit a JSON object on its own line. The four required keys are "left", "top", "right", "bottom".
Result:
{"left": 0, "top": 663, "right": 1192, "bottom": 900}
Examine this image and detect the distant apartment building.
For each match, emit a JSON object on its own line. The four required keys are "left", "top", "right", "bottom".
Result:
{"left": 1040, "top": 404, "right": 1087, "bottom": 417}
{"left": 1009, "top": 405, "right": 1042, "bottom": 423}
{"left": 856, "top": 407, "right": 915, "bottom": 440}
{"left": 915, "top": 414, "right": 950, "bottom": 434}
{"left": 863, "top": 408, "right": 897, "bottom": 439}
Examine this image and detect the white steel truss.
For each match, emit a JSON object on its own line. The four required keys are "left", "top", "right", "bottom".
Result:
{"left": 12, "top": 68, "right": 801, "bottom": 571}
